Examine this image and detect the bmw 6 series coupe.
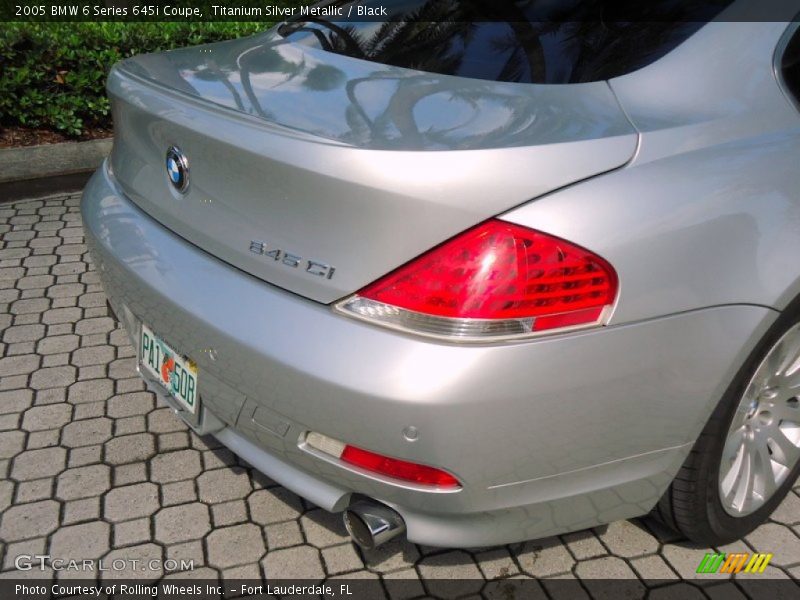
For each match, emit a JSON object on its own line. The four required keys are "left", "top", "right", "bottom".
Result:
{"left": 82, "top": 0, "right": 800, "bottom": 548}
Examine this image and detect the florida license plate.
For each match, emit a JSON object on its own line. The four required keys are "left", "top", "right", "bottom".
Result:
{"left": 139, "top": 324, "right": 198, "bottom": 414}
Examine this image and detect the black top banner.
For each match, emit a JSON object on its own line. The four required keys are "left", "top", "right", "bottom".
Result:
{"left": 2, "top": 0, "right": 800, "bottom": 23}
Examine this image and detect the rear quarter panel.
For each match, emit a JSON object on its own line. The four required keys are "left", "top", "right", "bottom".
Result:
{"left": 504, "top": 20, "right": 800, "bottom": 323}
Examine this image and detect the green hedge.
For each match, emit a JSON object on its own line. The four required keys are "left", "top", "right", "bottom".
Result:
{"left": 0, "top": 23, "right": 272, "bottom": 137}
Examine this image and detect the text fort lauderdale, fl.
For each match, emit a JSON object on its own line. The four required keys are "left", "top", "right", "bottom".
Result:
{"left": 17, "top": 584, "right": 353, "bottom": 597}
{"left": 212, "top": 4, "right": 388, "bottom": 17}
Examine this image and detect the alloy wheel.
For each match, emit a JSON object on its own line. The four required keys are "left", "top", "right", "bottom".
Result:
{"left": 719, "top": 322, "right": 800, "bottom": 516}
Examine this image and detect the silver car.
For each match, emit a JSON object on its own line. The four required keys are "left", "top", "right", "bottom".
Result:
{"left": 82, "top": 0, "right": 800, "bottom": 549}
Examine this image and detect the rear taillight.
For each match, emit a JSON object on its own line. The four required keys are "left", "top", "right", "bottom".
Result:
{"left": 335, "top": 219, "right": 617, "bottom": 341}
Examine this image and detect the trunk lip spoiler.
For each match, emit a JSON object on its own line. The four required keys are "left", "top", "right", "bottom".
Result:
{"left": 109, "top": 62, "right": 356, "bottom": 148}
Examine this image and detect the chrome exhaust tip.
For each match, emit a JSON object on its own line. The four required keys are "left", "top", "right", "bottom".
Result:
{"left": 343, "top": 501, "right": 406, "bottom": 549}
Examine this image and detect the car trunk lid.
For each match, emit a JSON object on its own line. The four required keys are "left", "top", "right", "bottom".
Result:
{"left": 108, "top": 31, "right": 637, "bottom": 304}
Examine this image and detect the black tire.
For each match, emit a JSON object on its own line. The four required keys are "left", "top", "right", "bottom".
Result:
{"left": 652, "top": 305, "right": 800, "bottom": 545}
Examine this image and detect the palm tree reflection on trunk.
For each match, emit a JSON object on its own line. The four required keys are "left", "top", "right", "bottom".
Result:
{"left": 237, "top": 0, "right": 550, "bottom": 147}
{"left": 191, "top": 0, "right": 721, "bottom": 147}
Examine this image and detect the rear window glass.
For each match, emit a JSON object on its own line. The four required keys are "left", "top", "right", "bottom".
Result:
{"left": 279, "top": 0, "right": 733, "bottom": 84}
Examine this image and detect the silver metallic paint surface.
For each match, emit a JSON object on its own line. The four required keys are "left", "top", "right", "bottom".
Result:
{"left": 119, "top": 29, "right": 635, "bottom": 151}
{"left": 505, "top": 20, "right": 800, "bottom": 324}
{"left": 83, "top": 169, "right": 776, "bottom": 545}
{"left": 107, "top": 38, "right": 636, "bottom": 304}
{"left": 81, "top": 6, "right": 800, "bottom": 545}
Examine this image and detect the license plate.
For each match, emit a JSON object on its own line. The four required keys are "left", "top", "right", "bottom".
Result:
{"left": 139, "top": 324, "right": 198, "bottom": 414}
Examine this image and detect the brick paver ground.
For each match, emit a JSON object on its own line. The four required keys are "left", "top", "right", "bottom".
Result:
{"left": 1, "top": 194, "right": 800, "bottom": 594}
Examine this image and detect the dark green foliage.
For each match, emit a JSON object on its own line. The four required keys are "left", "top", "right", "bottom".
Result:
{"left": 0, "top": 23, "right": 269, "bottom": 136}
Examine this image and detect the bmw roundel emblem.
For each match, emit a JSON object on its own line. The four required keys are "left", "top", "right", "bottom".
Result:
{"left": 165, "top": 146, "right": 189, "bottom": 193}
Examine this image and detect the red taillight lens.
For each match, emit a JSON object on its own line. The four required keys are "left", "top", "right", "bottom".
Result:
{"left": 336, "top": 219, "right": 617, "bottom": 340}
{"left": 341, "top": 445, "right": 461, "bottom": 488}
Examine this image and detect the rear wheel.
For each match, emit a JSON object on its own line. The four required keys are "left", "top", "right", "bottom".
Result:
{"left": 653, "top": 312, "right": 800, "bottom": 544}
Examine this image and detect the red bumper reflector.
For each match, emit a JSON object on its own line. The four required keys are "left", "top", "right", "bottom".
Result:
{"left": 341, "top": 445, "right": 461, "bottom": 488}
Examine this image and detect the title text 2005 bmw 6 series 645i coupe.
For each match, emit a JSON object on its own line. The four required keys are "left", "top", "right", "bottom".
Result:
{"left": 82, "top": 0, "right": 800, "bottom": 548}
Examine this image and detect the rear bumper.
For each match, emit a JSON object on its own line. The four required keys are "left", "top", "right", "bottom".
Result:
{"left": 82, "top": 163, "right": 777, "bottom": 547}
